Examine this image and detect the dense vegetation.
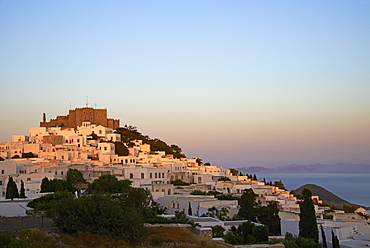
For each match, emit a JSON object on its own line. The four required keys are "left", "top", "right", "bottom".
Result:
{"left": 115, "top": 125, "right": 185, "bottom": 158}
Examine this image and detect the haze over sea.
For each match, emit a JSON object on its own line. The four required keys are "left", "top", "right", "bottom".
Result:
{"left": 255, "top": 172, "right": 370, "bottom": 207}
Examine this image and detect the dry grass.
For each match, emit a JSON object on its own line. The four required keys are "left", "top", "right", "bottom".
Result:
{"left": 1, "top": 227, "right": 228, "bottom": 248}
{"left": 60, "top": 232, "right": 129, "bottom": 247}
{"left": 143, "top": 227, "right": 228, "bottom": 248}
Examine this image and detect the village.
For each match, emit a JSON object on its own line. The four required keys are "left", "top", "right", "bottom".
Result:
{"left": 0, "top": 107, "right": 369, "bottom": 247}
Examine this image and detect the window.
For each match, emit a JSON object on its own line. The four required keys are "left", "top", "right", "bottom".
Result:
{"left": 168, "top": 189, "right": 171, "bottom": 195}
{"left": 1, "top": 170, "right": 4, "bottom": 174}
{"left": 198, "top": 177, "right": 202, "bottom": 183}
{"left": 155, "top": 173, "right": 157, "bottom": 178}
{"left": 0, "top": 181, "right": 2, "bottom": 185}
{"left": 141, "top": 173, "right": 144, "bottom": 179}
{"left": 162, "top": 173, "right": 165, "bottom": 178}
{"left": 27, "top": 178, "right": 31, "bottom": 181}
{"left": 150, "top": 173, "right": 152, "bottom": 178}
{"left": 130, "top": 173, "right": 133, "bottom": 179}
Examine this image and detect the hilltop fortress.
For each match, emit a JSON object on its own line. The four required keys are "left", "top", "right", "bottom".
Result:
{"left": 40, "top": 107, "right": 120, "bottom": 130}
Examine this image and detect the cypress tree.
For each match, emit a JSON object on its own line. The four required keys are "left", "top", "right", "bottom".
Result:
{"left": 331, "top": 230, "right": 340, "bottom": 248}
{"left": 320, "top": 225, "right": 327, "bottom": 248}
{"left": 188, "top": 202, "right": 192, "bottom": 215}
{"left": 299, "top": 188, "right": 318, "bottom": 243}
{"left": 19, "top": 180, "right": 26, "bottom": 198}
{"left": 5, "top": 176, "right": 19, "bottom": 200}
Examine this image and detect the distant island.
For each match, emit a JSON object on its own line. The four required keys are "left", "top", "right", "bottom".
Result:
{"left": 237, "top": 163, "right": 370, "bottom": 173}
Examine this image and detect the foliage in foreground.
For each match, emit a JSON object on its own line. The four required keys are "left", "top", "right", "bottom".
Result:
{"left": 223, "top": 221, "right": 269, "bottom": 245}
{"left": 282, "top": 232, "right": 322, "bottom": 248}
{"left": 0, "top": 227, "right": 229, "bottom": 248}
{"left": 53, "top": 191, "right": 149, "bottom": 245}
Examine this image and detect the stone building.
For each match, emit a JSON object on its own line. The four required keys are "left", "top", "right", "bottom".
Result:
{"left": 40, "top": 107, "right": 120, "bottom": 130}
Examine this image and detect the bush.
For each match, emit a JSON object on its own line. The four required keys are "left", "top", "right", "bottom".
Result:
{"left": 150, "top": 234, "right": 164, "bottom": 246}
{"left": 53, "top": 193, "right": 148, "bottom": 245}
{"left": 170, "top": 179, "right": 190, "bottom": 186}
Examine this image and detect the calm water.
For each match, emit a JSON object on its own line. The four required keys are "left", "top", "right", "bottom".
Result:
{"left": 255, "top": 172, "right": 370, "bottom": 207}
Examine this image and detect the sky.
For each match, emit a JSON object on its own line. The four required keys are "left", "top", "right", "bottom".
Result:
{"left": 0, "top": 0, "right": 369, "bottom": 168}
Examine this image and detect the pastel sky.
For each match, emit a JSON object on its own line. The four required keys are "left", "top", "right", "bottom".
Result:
{"left": 1, "top": 1, "right": 369, "bottom": 168}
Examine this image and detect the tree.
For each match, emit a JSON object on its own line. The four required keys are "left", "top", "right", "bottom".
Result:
{"left": 21, "top": 152, "right": 36, "bottom": 158}
{"left": 188, "top": 202, "right": 192, "bottom": 215}
{"left": 331, "top": 230, "right": 340, "bottom": 248}
{"left": 66, "top": 169, "right": 86, "bottom": 185}
{"left": 258, "top": 201, "right": 281, "bottom": 235}
{"left": 19, "top": 180, "right": 26, "bottom": 198}
{"left": 240, "top": 221, "right": 255, "bottom": 244}
{"left": 5, "top": 176, "right": 19, "bottom": 200}
{"left": 291, "top": 190, "right": 303, "bottom": 199}
{"left": 53, "top": 193, "right": 147, "bottom": 245}
{"left": 170, "top": 179, "right": 190, "bottom": 186}
{"left": 252, "top": 225, "right": 269, "bottom": 243}
{"left": 218, "top": 176, "right": 231, "bottom": 181}
{"left": 320, "top": 225, "right": 327, "bottom": 248}
{"left": 212, "top": 225, "right": 225, "bottom": 238}
{"left": 207, "top": 207, "right": 229, "bottom": 221}
{"left": 343, "top": 205, "right": 356, "bottom": 213}
{"left": 230, "top": 168, "right": 239, "bottom": 176}
{"left": 238, "top": 189, "right": 257, "bottom": 221}
{"left": 299, "top": 188, "right": 318, "bottom": 243}
{"left": 40, "top": 177, "right": 52, "bottom": 193}
{"left": 273, "top": 180, "right": 287, "bottom": 190}
{"left": 143, "top": 201, "right": 167, "bottom": 220}
{"left": 27, "top": 191, "right": 74, "bottom": 214}
{"left": 283, "top": 233, "right": 321, "bottom": 248}
{"left": 114, "top": 142, "right": 129, "bottom": 156}
{"left": 89, "top": 132, "right": 99, "bottom": 140}
{"left": 89, "top": 174, "right": 131, "bottom": 193}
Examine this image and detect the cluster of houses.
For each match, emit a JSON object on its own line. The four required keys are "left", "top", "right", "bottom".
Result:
{"left": 1, "top": 109, "right": 369, "bottom": 247}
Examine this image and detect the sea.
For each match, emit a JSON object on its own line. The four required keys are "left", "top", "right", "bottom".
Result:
{"left": 255, "top": 172, "right": 370, "bottom": 208}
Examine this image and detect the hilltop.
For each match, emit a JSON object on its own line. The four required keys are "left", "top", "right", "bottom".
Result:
{"left": 295, "top": 184, "right": 359, "bottom": 209}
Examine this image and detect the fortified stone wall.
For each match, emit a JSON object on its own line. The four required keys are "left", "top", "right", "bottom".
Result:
{"left": 40, "top": 107, "right": 120, "bottom": 130}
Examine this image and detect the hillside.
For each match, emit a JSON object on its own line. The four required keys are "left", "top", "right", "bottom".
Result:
{"left": 295, "top": 184, "right": 359, "bottom": 209}
{"left": 115, "top": 125, "right": 185, "bottom": 158}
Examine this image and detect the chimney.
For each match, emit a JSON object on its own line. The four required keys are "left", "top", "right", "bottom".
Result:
{"left": 43, "top": 113, "right": 46, "bottom": 123}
